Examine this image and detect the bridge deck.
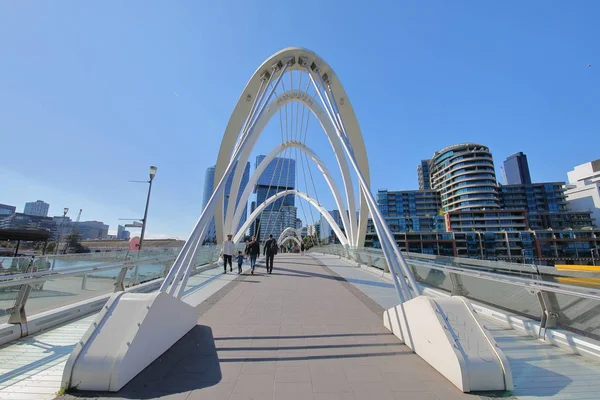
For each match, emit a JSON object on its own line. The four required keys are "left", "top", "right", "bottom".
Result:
{"left": 64, "top": 254, "right": 473, "bottom": 400}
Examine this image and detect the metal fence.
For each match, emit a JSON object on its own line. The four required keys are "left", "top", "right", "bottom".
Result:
{"left": 312, "top": 245, "right": 600, "bottom": 341}
{"left": 0, "top": 246, "right": 222, "bottom": 326}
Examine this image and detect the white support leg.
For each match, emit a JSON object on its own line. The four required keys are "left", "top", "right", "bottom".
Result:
{"left": 383, "top": 295, "right": 513, "bottom": 393}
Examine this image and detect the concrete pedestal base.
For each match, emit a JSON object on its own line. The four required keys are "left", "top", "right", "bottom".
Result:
{"left": 62, "top": 292, "right": 197, "bottom": 392}
{"left": 384, "top": 295, "right": 512, "bottom": 392}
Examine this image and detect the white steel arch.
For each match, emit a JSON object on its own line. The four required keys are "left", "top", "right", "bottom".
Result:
{"left": 233, "top": 189, "right": 349, "bottom": 246}
{"left": 215, "top": 48, "right": 370, "bottom": 248}
{"left": 160, "top": 47, "right": 418, "bottom": 303}
{"left": 280, "top": 235, "right": 302, "bottom": 248}
{"left": 228, "top": 140, "right": 351, "bottom": 244}
{"left": 278, "top": 227, "right": 301, "bottom": 244}
{"left": 222, "top": 92, "right": 355, "bottom": 245}
{"left": 63, "top": 48, "right": 511, "bottom": 395}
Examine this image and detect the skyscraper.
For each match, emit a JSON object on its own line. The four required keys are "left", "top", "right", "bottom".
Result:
{"left": 417, "top": 160, "right": 431, "bottom": 190}
{"left": 565, "top": 159, "right": 600, "bottom": 228}
{"left": 503, "top": 152, "right": 532, "bottom": 185}
{"left": 254, "top": 155, "right": 296, "bottom": 241}
{"left": 202, "top": 162, "right": 250, "bottom": 243}
{"left": 429, "top": 143, "right": 499, "bottom": 212}
{"left": 24, "top": 200, "right": 50, "bottom": 217}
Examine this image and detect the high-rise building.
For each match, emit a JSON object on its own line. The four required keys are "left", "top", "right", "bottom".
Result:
{"left": 499, "top": 182, "right": 594, "bottom": 230}
{"left": 117, "top": 225, "right": 131, "bottom": 240}
{"left": 0, "top": 213, "right": 56, "bottom": 233}
{"left": 295, "top": 218, "right": 303, "bottom": 229}
{"left": 417, "top": 160, "right": 431, "bottom": 190}
{"left": 503, "top": 152, "right": 532, "bottom": 185}
{"left": 377, "top": 189, "right": 445, "bottom": 232}
{"left": 320, "top": 214, "right": 332, "bottom": 243}
{"left": 202, "top": 162, "right": 251, "bottom": 243}
{"left": 24, "top": 200, "right": 50, "bottom": 217}
{"left": 0, "top": 204, "right": 16, "bottom": 217}
{"left": 77, "top": 221, "right": 109, "bottom": 240}
{"left": 565, "top": 159, "right": 600, "bottom": 228}
{"left": 254, "top": 155, "right": 296, "bottom": 241}
{"left": 429, "top": 143, "right": 499, "bottom": 212}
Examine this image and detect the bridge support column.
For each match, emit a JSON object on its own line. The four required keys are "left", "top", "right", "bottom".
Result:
{"left": 62, "top": 292, "right": 197, "bottom": 392}
{"left": 384, "top": 295, "right": 513, "bottom": 393}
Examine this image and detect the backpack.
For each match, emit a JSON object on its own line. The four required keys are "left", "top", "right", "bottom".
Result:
{"left": 268, "top": 239, "right": 278, "bottom": 254}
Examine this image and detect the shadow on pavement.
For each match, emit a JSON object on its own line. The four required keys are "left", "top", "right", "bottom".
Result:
{"left": 67, "top": 325, "right": 221, "bottom": 399}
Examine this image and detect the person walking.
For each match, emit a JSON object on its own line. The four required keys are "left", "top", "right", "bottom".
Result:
{"left": 221, "top": 234, "right": 234, "bottom": 274}
{"left": 300, "top": 242, "right": 305, "bottom": 255}
{"left": 236, "top": 251, "right": 245, "bottom": 274}
{"left": 246, "top": 236, "right": 260, "bottom": 274}
{"left": 263, "top": 234, "right": 278, "bottom": 274}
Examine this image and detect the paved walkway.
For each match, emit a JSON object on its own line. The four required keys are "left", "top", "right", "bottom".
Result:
{"left": 62, "top": 254, "right": 478, "bottom": 400}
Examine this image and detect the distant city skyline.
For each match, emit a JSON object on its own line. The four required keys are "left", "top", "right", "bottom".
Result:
{"left": 1, "top": 2, "right": 597, "bottom": 239}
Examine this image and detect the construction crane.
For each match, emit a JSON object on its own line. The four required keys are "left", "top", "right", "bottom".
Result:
{"left": 499, "top": 166, "right": 507, "bottom": 186}
{"left": 63, "top": 209, "right": 82, "bottom": 254}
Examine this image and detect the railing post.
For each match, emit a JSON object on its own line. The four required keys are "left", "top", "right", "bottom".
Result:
{"left": 535, "top": 290, "right": 558, "bottom": 339}
{"left": 448, "top": 272, "right": 468, "bottom": 296}
{"left": 81, "top": 274, "right": 88, "bottom": 290}
{"left": 114, "top": 267, "right": 128, "bottom": 292}
{"left": 7, "top": 264, "right": 37, "bottom": 328}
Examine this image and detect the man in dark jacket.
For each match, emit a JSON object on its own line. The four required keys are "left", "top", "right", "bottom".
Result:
{"left": 246, "top": 236, "right": 260, "bottom": 274}
{"left": 263, "top": 234, "right": 277, "bottom": 274}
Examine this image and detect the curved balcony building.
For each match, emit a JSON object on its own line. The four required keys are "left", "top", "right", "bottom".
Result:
{"left": 430, "top": 143, "right": 499, "bottom": 212}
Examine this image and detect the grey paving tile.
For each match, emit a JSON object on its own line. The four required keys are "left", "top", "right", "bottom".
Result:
{"left": 313, "top": 394, "right": 357, "bottom": 400}
{"left": 350, "top": 382, "right": 396, "bottom": 400}
{"left": 273, "top": 382, "right": 313, "bottom": 399}
{"left": 229, "top": 395, "right": 274, "bottom": 400}
{"left": 275, "top": 365, "right": 311, "bottom": 382}
{"left": 311, "top": 373, "right": 352, "bottom": 393}
{"left": 343, "top": 365, "right": 384, "bottom": 383}
{"left": 233, "top": 374, "right": 274, "bottom": 394}
{"left": 242, "top": 361, "right": 276, "bottom": 375}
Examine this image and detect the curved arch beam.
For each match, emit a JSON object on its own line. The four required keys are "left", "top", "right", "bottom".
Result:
{"left": 233, "top": 189, "right": 349, "bottom": 246}
{"left": 228, "top": 140, "right": 351, "bottom": 244}
{"left": 215, "top": 48, "right": 369, "bottom": 246}
{"left": 222, "top": 93, "right": 355, "bottom": 245}
{"left": 280, "top": 236, "right": 302, "bottom": 248}
{"left": 278, "top": 227, "right": 301, "bottom": 244}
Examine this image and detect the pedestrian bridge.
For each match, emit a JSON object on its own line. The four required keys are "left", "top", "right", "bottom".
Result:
{"left": 2, "top": 249, "right": 600, "bottom": 399}
{"left": 2, "top": 46, "right": 600, "bottom": 399}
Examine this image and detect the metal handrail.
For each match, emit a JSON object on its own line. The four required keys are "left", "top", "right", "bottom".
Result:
{"left": 0, "top": 255, "right": 176, "bottom": 289}
{"left": 406, "top": 259, "right": 600, "bottom": 301}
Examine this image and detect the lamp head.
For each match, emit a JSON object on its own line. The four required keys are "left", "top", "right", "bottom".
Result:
{"left": 149, "top": 166, "right": 158, "bottom": 181}
{"left": 63, "top": 208, "right": 69, "bottom": 216}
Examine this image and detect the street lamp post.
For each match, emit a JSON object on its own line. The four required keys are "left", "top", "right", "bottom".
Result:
{"left": 51, "top": 208, "right": 69, "bottom": 270}
{"left": 138, "top": 166, "right": 158, "bottom": 253}
{"left": 131, "top": 166, "right": 157, "bottom": 285}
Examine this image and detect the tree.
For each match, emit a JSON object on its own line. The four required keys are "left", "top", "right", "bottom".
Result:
{"left": 45, "top": 242, "right": 56, "bottom": 253}
{"left": 64, "top": 233, "right": 90, "bottom": 254}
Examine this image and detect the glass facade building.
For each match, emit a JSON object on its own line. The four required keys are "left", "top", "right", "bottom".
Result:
{"left": 253, "top": 155, "right": 296, "bottom": 241}
{"left": 24, "top": 200, "right": 50, "bottom": 217}
{"left": 377, "top": 189, "right": 445, "bottom": 232}
{"left": 202, "top": 162, "right": 250, "bottom": 243}
{"left": 429, "top": 143, "right": 499, "bottom": 212}
{"left": 498, "top": 183, "right": 594, "bottom": 230}
{"left": 417, "top": 160, "right": 431, "bottom": 190}
{"left": 503, "top": 152, "right": 532, "bottom": 185}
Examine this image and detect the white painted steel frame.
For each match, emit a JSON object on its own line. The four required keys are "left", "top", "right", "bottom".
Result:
{"left": 277, "top": 227, "right": 301, "bottom": 243}
{"left": 228, "top": 140, "right": 351, "bottom": 244}
{"left": 280, "top": 235, "right": 302, "bottom": 248}
{"left": 162, "top": 47, "right": 418, "bottom": 304}
{"left": 214, "top": 48, "right": 370, "bottom": 248}
{"left": 233, "top": 189, "right": 349, "bottom": 246}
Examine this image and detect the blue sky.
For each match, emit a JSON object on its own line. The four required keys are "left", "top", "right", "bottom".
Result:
{"left": 1, "top": 1, "right": 598, "bottom": 239}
